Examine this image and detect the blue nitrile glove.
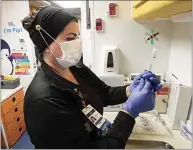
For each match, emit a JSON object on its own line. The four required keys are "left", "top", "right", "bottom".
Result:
{"left": 123, "top": 78, "right": 156, "bottom": 118}
{"left": 142, "top": 71, "right": 162, "bottom": 91}
{"left": 130, "top": 70, "right": 162, "bottom": 92}
{"left": 129, "top": 71, "right": 149, "bottom": 92}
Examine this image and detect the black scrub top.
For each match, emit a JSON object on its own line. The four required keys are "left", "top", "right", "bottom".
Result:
{"left": 24, "top": 60, "right": 135, "bottom": 149}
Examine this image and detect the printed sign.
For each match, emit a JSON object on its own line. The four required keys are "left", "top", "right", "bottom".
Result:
{"left": 12, "top": 52, "right": 31, "bottom": 75}
{"left": 19, "top": 39, "right": 27, "bottom": 50}
{"left": 156, "top": 87, "right": 170, "bottom": 95}
{"left": 3, "top": 21, "right": 23, "bottom": 34}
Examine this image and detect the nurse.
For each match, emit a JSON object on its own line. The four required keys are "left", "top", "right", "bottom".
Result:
{"left": 23, "top": 6, "right": 161, "bottom": 149}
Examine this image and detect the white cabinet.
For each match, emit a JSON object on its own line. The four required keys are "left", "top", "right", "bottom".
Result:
{"left": 166, "top": 73, "right": 192, "bottom": 129}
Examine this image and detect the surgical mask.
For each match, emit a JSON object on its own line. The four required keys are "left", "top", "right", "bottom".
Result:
{"left": 53, "top": 39, "right": 82, "bottom": 68}
{"left": 35, "top": 25, "right": 82, "bottom": 68}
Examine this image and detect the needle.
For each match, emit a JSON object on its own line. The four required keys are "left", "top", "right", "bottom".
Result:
{"left": 148, "top": 57, "right": 155, "bottom": 71}
{"left": 147, "top": 48, "right": 157, "bottom": 71}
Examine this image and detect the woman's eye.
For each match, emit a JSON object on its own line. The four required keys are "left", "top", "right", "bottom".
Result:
{"left": 66, "top": 37, "right": 75, "bottom": 41}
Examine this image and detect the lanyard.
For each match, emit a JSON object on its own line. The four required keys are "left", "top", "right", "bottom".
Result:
{"left": 73, "top": 88, "right": 112, "bottom": 136}
{"left": 74, "top": 88, "right": 87, "bottom": 108}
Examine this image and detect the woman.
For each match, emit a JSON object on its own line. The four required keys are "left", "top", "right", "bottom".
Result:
{"left": 23, "top": 6, "right": 161, "bottom": 149}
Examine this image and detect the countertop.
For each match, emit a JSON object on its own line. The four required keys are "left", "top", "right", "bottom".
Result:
{"left": 104, "top": 112, "right": 192, "bottom": 149}
{"left": 1, "top": 85, "right": 23, "bottom": 103}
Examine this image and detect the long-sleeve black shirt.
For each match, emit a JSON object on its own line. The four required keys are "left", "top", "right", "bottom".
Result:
{"left": 24, "top": 61, "right": 135, "bottom": 149}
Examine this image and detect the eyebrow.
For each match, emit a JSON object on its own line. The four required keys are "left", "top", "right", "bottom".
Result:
{"left": 66, "top": 33, "right": 80, "bottom": 37}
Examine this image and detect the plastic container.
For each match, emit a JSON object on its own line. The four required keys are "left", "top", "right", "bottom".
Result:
{"left": 1, "top": 78, "right": 20, "bottom": 89}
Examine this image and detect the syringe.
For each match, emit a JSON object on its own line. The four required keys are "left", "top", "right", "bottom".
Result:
{"left": 147, "top": 48, "right": 158, "bottom": 71}
{"left": 147, "top": 48, "right": 173, "bottom": 135}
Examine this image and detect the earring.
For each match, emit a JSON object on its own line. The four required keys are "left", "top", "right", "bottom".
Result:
{"left": 45, "top": 49, "right": 50, "bottom": 53}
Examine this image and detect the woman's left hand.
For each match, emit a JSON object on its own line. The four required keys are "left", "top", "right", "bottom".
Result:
{"left": 129, "top": 70, "right": 162, "bottom": 93}
{"left": 124, "top": 78, "right": 156, "bottom": 118}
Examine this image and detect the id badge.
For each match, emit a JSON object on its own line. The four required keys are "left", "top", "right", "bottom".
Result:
{"left": 82, "top": 105, "right": 112, "bottom": 136}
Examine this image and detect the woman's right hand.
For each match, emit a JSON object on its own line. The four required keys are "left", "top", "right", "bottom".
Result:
{"left": 123, "top": 78, "right": 155, "bottom": 118}
{"left": 130, "top": 71, "right": 162, "bottom": 92}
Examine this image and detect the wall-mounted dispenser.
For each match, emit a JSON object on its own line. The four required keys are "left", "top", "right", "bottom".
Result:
{"left": 100, "top": 47, "right": 123, "bottom": 111}
{"left": 103, "top": 47, "right": 119, "bottom": 74}
{"left": 108, "top": 3, "right": 117, "bottom": 16}
{"left": 96, "top": 18, "right": 103, "bottom": 32}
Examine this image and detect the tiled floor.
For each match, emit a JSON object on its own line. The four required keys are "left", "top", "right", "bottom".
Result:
{"left": 12, "top": 131, "right": 34, "bottom": 149}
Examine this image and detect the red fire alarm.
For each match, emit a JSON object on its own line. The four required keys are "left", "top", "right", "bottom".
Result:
{"left": 109, "top": 3, "right": 117, "bottom": 16}
{"left": 96, "top": 18, "right": 103, "bottom": 32}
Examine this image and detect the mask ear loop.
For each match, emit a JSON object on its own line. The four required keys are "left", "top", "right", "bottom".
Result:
{"left": 35, "top": 25, "right": 59, "bottom": 58}
{"left": 36, "top": 25, "right": 60, "bottom": 45}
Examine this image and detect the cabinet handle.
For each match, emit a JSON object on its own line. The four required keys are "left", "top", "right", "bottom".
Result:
{"left": 162, "top": 99, "right": 167, "bottom": 103}
{"left": 86, "top": 0, "right": 91, "bottom": 29}
{"left": 133, "top": 0, "right": 147, "bottom": 8}
{"left": 19, "top": 127, "right": 22, "bottom": 132}
{"left": 17, "top": 117, "right": 20, "bottom": 122}
{"left": 12, "top": 97, "right": 16, "bottom": 102}
{"left": 15, "top": 107, "right": 18, "bottom": 112}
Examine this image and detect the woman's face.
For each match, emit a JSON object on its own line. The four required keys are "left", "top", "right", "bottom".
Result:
{"left": 46, "top": 21, "right": 80, "bottom": 59}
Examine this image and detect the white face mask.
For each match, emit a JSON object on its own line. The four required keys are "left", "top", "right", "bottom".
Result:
{"left": 52, "top": 39, "right": 82, "bottom": 68}
{"left": 36, "top": 26, "right": 81, "bottom": 68}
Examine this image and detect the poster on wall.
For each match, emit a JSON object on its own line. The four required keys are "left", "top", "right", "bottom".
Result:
{"left": 2, "top": 1, "right": 38, "bottom": 91}
{"left": 1, "top": 39, "right": 14, "bottom": 76}
{"left": 2, "top": 19, "right": 32, "bottom": 76}
{"left": 11, "top": 52, "right": 31, "bottom": 75}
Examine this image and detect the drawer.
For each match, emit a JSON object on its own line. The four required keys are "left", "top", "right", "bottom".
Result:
{"left": 3, "top": 100, "right": 24, "bottom": 127}
{"left": 9, "top": 122, "right": 26, "bottom": 146}
{"left": 6, "top": 113, "right": 24, "bottom": 136}
{"left": 1, "top": 89, "right": 24, "bottom": 115}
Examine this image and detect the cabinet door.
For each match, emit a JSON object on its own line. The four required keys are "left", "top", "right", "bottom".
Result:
{"left": 132, "top": 0, "right": 192, "bottom": 20}
{"left": 1, "top": 89, "right": 24, "bottom": 115}
{"left": 6, "top": 113, "right": 24, "bottom": 136}
{"left": 9, "top": 122, "right": 26, "bottom": 146}
{"left": 3, "top": 100, "right": 24, "bottom": 127}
